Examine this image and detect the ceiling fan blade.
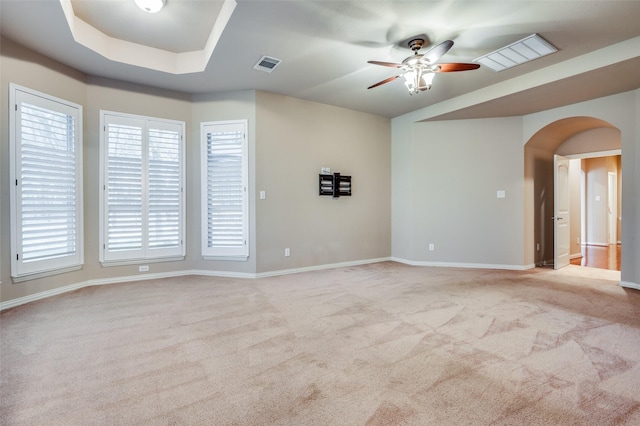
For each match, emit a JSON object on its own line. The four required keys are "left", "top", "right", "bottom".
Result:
{"left": 368, "top": 75, "right": 401, "bottom": 89}
{"left": 367, "top": 60, "right": 403, "bottom": 68}
{"left": 435, "top": 63, "right": 481, "bottom": 72}
{"left": 422, "top": 40, "right": 454, "bottom": 64}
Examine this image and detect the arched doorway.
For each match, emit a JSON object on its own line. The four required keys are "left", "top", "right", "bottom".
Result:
{"left": 524, "top": 116, "right": 621, "bottom": 273}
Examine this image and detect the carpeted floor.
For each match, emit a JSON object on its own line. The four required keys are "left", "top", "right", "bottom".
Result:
{"left": 1, "top": 262, "right": 639, "bottom": 425}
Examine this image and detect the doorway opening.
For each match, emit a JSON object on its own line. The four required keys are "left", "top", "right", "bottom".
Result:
{"left": 525, "top": 116, "right": 622, "bottom": 278}
{"left": 564, "top": 153, "right": 621, "bottom": 271}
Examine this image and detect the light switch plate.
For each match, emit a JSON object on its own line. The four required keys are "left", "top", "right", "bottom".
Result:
{"left": 497, "top": 190, "right": 506, "bottom": 199}
{"left": 260, "top": 190, "right": 266, "bottom": 200}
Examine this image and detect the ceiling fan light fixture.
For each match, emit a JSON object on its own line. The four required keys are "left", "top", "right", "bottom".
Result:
{"left": 419, "top": 72, "right": 435, "bottom": 91}
{"left": 367, "top": 39, "right": 478, "bottom": 94}
{"left": 404, "top": 69, "right": 435, "bottom": 95}
{"left": 404, "top": 70, "right": 418, "bottom": 94}
{"left": 135, "top": 0, "right": 166, "bottom": 13}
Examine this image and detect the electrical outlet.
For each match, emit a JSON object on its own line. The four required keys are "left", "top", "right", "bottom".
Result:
{"left": 284, "top": 248, "right": 290, "bottom": 257}
{"left": 139, "top": 265, "right": 149, "bottom": 272}
{"left": 428, "top": 243, "right": 435, "bottom": 251}
{"left": 576, "top": 237, "right": 580, "bottom": 245}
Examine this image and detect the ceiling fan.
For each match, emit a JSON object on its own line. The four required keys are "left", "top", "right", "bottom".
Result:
{"left": 367, "top": 38, "right": 480, "bottom": 95}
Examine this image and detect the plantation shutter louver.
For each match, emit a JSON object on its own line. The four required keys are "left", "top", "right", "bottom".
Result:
{"left": 201, "top": 120, "right": 248, "bottom": 259}
{"left": 101, "top": 113, "right": 184, "bottom": 263}
{"left": 148, "top": 125, "right": 182, "bottom": 251}
{"left": 10, "top": 85, "right": 83, "bottom": 278}
{"left": 105, "top": 119, "right": 144, "bottom": 258}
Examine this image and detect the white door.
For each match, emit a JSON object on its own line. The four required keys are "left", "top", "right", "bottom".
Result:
{"left": 554, "top": 155, "right": 571, "bottom": 269}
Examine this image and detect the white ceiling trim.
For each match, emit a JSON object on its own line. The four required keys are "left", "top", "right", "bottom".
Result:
{"left": 59, "top": 0, "right": 236, "bottom": 74}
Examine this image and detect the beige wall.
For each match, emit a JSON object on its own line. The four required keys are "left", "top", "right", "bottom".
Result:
{"left": 557, "top": 127, "right": 621, "bottom": 156}
{"left": 393, "top": 90, "right": 640, "bottom": 288}
{"left": 190, "top": 90, "right": 258, "bottom": 275}
{"left": 1, "top": 38, "right": 88, "bottom": 301}
{"left": 522, "top": 91, "right": 638, "bottom": 286}
{"left": 393, "top": 117, "right": 526, "bottom": 268}
{"left": 2, "top": 36, "right": 640, "bottom": 305}
{"left": 255, "top": 92, "right": 391, "bottom": 272}
{"left": 83, "top": 77, "right": 193, "bottom": 280}
{"left": 582, "top": 156, "right": 621, "bottom": 246}
{"left": 569, "top": 159, "right": 582, "bottom": 259}
{"left": 524, "top": 145, "right": 554, "bottom": 266}
{"left": 0, "top": 39, "right": 391, "bottom": 305}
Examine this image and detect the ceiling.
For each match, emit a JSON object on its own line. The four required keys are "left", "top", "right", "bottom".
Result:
{"left": 2, "top": 0, "right": 640, "bottom": 119}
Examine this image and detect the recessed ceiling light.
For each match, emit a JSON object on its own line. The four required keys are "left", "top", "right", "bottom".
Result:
{"left": 135, "top": 0, "right": 166, "bottom": 13}
{"left": 474, "top": 34, "right": 558, "bottom": 72}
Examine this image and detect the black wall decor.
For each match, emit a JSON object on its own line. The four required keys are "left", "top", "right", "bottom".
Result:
{"left": 319, "top": 172, "right": 351, "bottom": 198}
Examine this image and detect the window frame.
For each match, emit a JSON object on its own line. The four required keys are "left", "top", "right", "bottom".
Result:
{"left": 99, "top": 110, "right": 186, "bottom": 265}
{"left": 200, "top": 119, "right": 249, "bottom": 261}
{"left": 9, "top": 83, "right": 84, "bottom": 280}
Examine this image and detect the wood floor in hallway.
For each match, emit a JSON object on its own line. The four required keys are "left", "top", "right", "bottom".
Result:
{"left": 570, "top": 244, "right": 621, "bottom": 271}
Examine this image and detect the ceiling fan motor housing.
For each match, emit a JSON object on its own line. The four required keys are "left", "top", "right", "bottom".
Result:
{"left": 408, "top": 38, "right": 425, "bottom": 52}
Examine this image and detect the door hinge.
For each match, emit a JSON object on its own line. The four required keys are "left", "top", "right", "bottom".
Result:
{"left": 16, "top": 254, "right": 19, "bottom": 260}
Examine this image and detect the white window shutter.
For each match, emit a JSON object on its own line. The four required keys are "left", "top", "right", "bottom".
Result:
{"left": 101, "top": 112, "right": 185, "bottom": 263}
{"left": 147, "top": 123, "right": 183, "bottom": 256}
{"left": 201, "top": 120, "right": 248, "bottom": 259}
{"left": 10, "top": 84, "right": 84, "bottom": 278}
{"left": 104, "top": 117, "right": 144, "bottom": 260}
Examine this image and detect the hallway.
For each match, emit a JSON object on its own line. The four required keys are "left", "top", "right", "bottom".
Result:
{"left": 570, "top": 244, "right": 621, "bottom": 271}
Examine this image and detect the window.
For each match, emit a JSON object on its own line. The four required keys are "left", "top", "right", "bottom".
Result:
{"left": 100, "top": 111, "right": 185, "bottom": 263}
{"left": 9, "top": 84, "right": 83, "bottom": 279}
{"left": 201, "top": 120, "right": 249, "bottom": 260}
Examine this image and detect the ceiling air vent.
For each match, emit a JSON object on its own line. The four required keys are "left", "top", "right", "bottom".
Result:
{"left": 253, "top": 55, "right": 282, "bottom": 73}
{"left": 474, "top": 34, "right": 558, "bottom": 72}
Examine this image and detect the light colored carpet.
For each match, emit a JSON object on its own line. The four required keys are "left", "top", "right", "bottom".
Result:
{"left": 1, "top": 262, "right": 639, "bottom": 425}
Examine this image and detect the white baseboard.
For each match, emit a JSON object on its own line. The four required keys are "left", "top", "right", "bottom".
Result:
{"left": 620, "top": 281, "right": 640, "bottom": 291}
{"left": 4, "top": 256, "right": 631, "bottom": 311}
{"left": 0, "top": 271, "right": 189, "bottom": 311}
{"left": 583, "top": 242, "right": 610, "bottom": 247}
{"left": 255, "top": 257, "right": 392, "bottom": 278}
{"left": 0, "top": 281, "right": 88, "bottom": 311}
{"left": 0, "top": 257, "right": 392, "bottom": 311}
{"left": 391, "top": 257, "right": 534, "bottom": 271}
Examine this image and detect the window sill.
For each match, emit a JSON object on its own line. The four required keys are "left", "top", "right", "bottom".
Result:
{"left": 100, "top": 256, "right": 185, "bottom": 267}
{"left": 202, "top": 255, "right": 249, "bottom": 262}
{"left": 12, "top": 265, "right": 83, "bottom": 283}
